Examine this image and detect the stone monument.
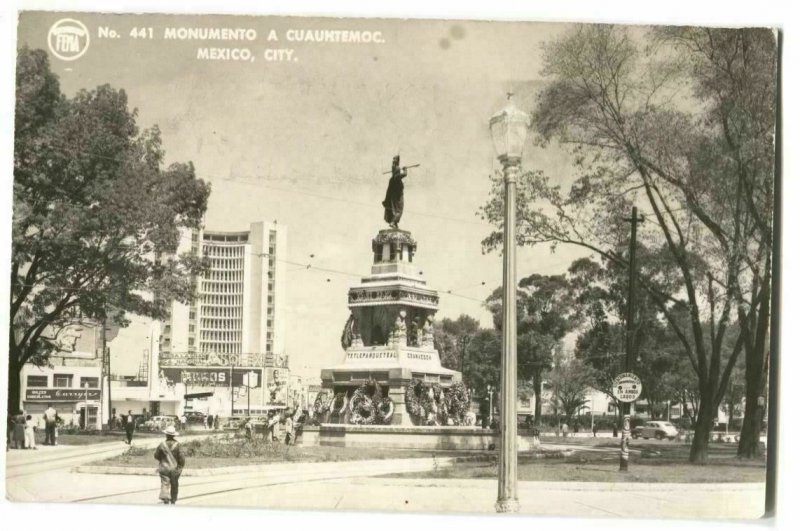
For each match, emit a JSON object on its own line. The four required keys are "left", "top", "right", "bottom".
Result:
{"left": 320, "top": 227, "right": 464, "bottom": 426}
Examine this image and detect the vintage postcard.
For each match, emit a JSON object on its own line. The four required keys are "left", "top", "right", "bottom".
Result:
{"left": 5, "top": 9, "right": 779, "bottom": 522}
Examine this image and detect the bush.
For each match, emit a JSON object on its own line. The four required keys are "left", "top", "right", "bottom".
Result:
{"left": 115, "top": 444, "right": 150, "bottom": 464}
{"left": 179, "top": 436, "right": 296, "bottom": 460}
{"left": 535, "top": 414, "right": 623, "bottom": 431}
{"left": 57, "top": 425, "right": 98, "bottom": 435}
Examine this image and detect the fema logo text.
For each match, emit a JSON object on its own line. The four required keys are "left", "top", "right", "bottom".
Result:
{"left": 48, "top": 18, "right": 90, "bottom": 61}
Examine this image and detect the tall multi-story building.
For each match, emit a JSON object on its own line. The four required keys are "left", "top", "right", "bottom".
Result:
{"left": 155, "top": 221, "right": 288, "bottom": 413}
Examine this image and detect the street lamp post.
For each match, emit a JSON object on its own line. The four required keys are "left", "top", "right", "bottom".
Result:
{"left": 490, "top": 93, "right": 530, "bottom": 513}
{"left": 84, "top": 382, "right": 90, "bottom": 429}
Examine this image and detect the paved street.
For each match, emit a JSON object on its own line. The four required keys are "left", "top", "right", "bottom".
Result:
{"left": 5, "top": 441, "right": 766, "bottom": 519}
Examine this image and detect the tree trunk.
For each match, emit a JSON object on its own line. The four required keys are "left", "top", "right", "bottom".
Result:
{"left": 690, "top": 394, "right": 715, "bottom": 463}
{"left": 738, "top": 264, "right": 771, "bottom": 458}
{"left": 533, "top": 371, "right": 542, "bottom": 424}
{"left": 737, "top": 351, "right": 768, "bottom": 459}
{"left": 738, "top": 398, "right": 763, "bottom": 458}
{"left": 738, "top": 342, "right": 768, "bottom": 457}
{"left": 7, "top": 345, "right": 22, "bottom": 416}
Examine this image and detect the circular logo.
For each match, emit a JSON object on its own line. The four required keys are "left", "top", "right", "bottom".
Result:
{"left": 612, "top": 372, "right": 642, "bottom": 403}
{"left": 47, "top": 18, "right": 90, "bottom": 61}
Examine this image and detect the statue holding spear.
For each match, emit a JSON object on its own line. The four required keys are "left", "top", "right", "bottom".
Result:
{"left": 381, "top": 155, "right": 419, "bottom": 229}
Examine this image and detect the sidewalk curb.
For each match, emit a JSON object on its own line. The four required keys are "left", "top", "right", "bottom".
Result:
{"left": 74, "top": 456, "right": 465, "bottom": 477}
{"left": 71, "top": 453, "right": 495, "bottom": 477}
{"left": 347, "top": 477, "right": 767, "bottom": 492}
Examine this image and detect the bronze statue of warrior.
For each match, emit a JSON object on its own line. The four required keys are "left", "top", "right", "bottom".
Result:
{"left": 382, "top": 155, "right": 408, "bottom": 229}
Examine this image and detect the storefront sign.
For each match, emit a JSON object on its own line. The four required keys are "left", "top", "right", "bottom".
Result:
{"left": 162, "top": 368, "right": 262, "bottom": 388}
{"left": 267, "top": 367, "right": 289, "bottom": 404}
{"left": 25, "top": 388, "right": 101, "bottom": 401}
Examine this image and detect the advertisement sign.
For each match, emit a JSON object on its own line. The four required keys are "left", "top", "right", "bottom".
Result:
{"left": 308, "top": 390, "right": 322, "bottom": 408}
{"left": 26, "top": 388, "right": 101, "bottom": 402}
{"left": 612, "top": 372, "right": 642, "bottom": 403}
{"left": 266, "top": 367, "right": 289, "bottom": 404}
{"left": 162, "top": 368, "right": 262, "bottom": 388}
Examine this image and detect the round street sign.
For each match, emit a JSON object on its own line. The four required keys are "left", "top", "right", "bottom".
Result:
{"left": 612, "top": 372, "right": 642, "bottom": 403}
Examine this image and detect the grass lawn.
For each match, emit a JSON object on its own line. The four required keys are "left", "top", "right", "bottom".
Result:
{"left": 35, "top": 430, "right": 162, "bottom": 446}
{"left": 91, "top": 436, "right": 472, "bottom": 469}
{"left": 383, "top": 440, "right": 766, "bottom": 483}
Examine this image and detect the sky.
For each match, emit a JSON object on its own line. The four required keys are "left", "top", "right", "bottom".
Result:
{"left": 16, "top": 12, "right": 590, "bottom": 379}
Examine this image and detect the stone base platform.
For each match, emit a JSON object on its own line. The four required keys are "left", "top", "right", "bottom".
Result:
{"left": 300, "top": 424, "right": 539, "bottom": 451}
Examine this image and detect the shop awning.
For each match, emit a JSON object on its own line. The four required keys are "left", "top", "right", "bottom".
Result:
{"left": 184, "top": 392, "right": 214, "bottom": 399}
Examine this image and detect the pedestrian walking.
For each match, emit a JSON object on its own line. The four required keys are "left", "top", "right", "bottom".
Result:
{"left": 213, "top": 415, "right": 220, "bottom": 430}
{"left": 179, "top": 414, "right": 187, "bottom": 432}
{"left": 124, "top": 410, "right": 135, "bottom": 444}
{"left": 6, "top": 414, "right": 13, "bottom": 451}
{"left": 43, "top": 404, "right": 57, "bottom": 445}
{"left": 267, "top": 411, "right": 279, "bottom": 441}
{"left": 154, "top": 426, "right": 185, "bottom": 505}
{"left": 206, "top": 413, "right": 214, "bottom": 430}
{"left": 283, "top": 414, "right": 294, "bottom": 446}
{"left": 592, "top": 424, "right": 599, "bottom": 437}
{"left": 24, "top": 415, "right": 37, "bottom": 450}
{"left": 244, "top": 418, "right": 253, "bottom": 440}
{"left": 54, "top": 413, "right": 61, "bottom": 445}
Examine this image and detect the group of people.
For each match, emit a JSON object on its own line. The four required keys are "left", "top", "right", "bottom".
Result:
{"left": 6, "top": 404, "right": 61, "bottom": 450}
{"left": 242, "top": 409, "right": 306, "bottom": 445}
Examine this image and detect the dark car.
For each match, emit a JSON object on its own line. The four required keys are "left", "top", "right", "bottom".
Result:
{"left": 517, "top": 414, "right": 535, "bottom": 429}
{"left": 184, "top": 411, "right": 207, "bottom": 425}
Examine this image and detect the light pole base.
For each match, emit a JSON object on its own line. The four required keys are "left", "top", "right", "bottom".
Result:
{"left": 619, "top": 413, "right": 631, "bottom": 472}
{"left": 495, "top": 498, "right": 520, "bottom": 513}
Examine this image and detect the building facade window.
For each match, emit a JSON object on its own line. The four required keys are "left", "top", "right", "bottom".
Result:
{"left": 79, "top": 377, "right": 99, "bottom": 389}
{"left": 26, "top": 375, "right": 48, "bottom": 388}
{"left": 53, "top": 374, "right": 73, "bottom": 388}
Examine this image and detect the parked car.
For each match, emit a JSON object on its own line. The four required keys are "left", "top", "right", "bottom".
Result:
{"left": 184, "top": 411, "right": 207, "bottom": 425}
{"left": 143, "top": 415, "right": 177, "bottom": 432}
{"left": 517, "top": 414, "right": 535, "bottom": 429}
{"left": 632, "top": 421, "right": 679, "bottom": 440}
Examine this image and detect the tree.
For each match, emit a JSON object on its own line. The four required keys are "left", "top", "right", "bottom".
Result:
{"left": 461, "top": 329, "right": 502, "bottom": 400}
{"left": 548, "top": 357, "right": 593, "bottom": 425}
{"left": 665, "top": 356, "right": 701, "bottom": 428}
{"left": 723, "top": 363, "right": 747, "bottom": 430}
{"left": 654, "top": 28, "right": 777, "bottom": 459}
{"left": 433, "top": 314, "right": 480, "bottom": 372}
{"left": 9, "top": 48, "right": 211, "bottom": 414}
{"left": 485, "top": 274, "right": 574, "bottom": 424}
{"left": 569, "top": 254, "right": 685, "bottom": 423}
{"left": 482, "top": 26, "right": 776, "bottom": 463}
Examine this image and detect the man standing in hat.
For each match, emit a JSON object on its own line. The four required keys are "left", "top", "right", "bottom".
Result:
{"left": 154, "top": 426, "right": 186, "bottom": 504}
{"left": 43, "top": 404, "right": 57, "bottom": 445}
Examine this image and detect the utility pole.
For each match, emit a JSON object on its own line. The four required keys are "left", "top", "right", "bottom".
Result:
{"left": 230, "top": 364, "right": 235, "bottom": 418}
{"left": 459, "top": 335, "right": 471, "bottom": 374}
{"left": 104, "top": 317, "right": 112, "bottom": 430}
{"left": 620, "top": 206, "right": 644, "bottom": 472}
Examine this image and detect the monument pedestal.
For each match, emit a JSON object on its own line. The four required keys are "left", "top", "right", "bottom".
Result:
{"left": 320, "top": 228, "right": 463, "bottom": 426}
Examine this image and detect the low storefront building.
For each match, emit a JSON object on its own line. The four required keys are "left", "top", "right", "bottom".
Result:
{"left": 21, "top": 364, "right": 103, "bottom": 430}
